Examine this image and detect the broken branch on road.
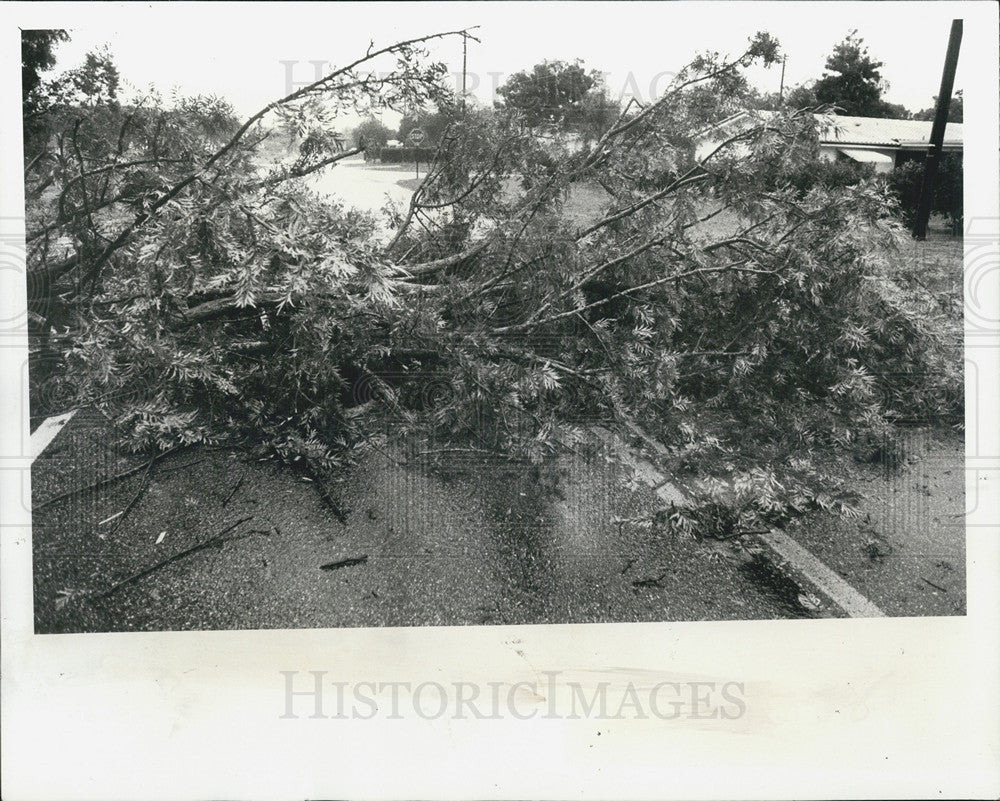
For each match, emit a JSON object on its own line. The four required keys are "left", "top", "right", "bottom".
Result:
{"left": 94, "top": 516, "right": 254, "bottom": 600}
{"left": 320, "top": 555, "right": 369, "bottom": 571}
{"left": 34, "top": 444, "right": 188, "bottom": 511}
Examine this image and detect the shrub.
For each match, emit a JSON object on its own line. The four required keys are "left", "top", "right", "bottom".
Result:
{"left": 779, "top": 157, "right": 874, "bottom": 194}
{"left": 378, "top": 146, "right": 438, "bottom": 164}
{"left": 886, "top": 152, "right": 962, "bottom": 230}
{"left": 351, "top": 117, "right": 391, "bottom": 158}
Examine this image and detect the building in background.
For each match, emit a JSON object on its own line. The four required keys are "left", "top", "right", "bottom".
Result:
{"left": 698, "top": 112, "right": 963, "bottom": 174}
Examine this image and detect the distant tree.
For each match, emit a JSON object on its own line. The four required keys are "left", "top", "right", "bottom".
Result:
{"left": 784, "top": 84, "right": 819, "bottom": 109}
{"left": 813, "top": 31, "right": 910, "bottom": 118}
{"left": 22, "top": 34, "right": 122, "bottom": 164}
{"left": 575, "top": 87, "right": 621, "bottom": 143}
{"left": 398, "top": 106, "right": 458, "bottom": 146}
{"left": 877, "top": 101, "right": 911, "bottom": 120}
{"left": 497, "top": 60, "right": 597, "bottom": 129}
{"left": 352, "top": 117, "right": 392, "bottom": 155}
{"left": 21, "top": 29, "right": 69, "bottom": 111}
{"left": 57, "top": 47, "right": 120, "bottom": 106}
{"left": 748, "top": 83, "right": 817, "bottom": 111}
{"left": 22, "top": 30, "right": 70, "bottom": 161}
{"left": 914, "top": 89, "right": 963, "bottom": 122}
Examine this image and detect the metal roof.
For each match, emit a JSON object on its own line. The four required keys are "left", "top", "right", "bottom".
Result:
{"left": 698, "top": 111, "right": 963, "bottom": 149}
{"left": 818, "top": 115, "right": 963, "bottom": 147}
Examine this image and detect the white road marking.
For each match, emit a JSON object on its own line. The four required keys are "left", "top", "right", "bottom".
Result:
{"left": 30, "top": 410, "right": 77, "bottom": 463}
{"left": 613, "top": 443, "right": 688, "bottom": 506}
{"left": 760, "top": 529, "right": 886, "bottom": 618}
{"left": 598, "top": 422, "right": 886, "bottom": 618}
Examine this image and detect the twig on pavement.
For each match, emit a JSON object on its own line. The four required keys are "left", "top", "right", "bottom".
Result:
{"left": 94, "top": 516, "right": 253, "bottom": 600}
{"left": 34, "top": 444, "right": 187, "bottom": 510}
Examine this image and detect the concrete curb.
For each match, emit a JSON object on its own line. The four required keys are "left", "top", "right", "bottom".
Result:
{"left": 30, "top": 410, "right": 76, "bottom": 464}
{"left": 598, "top": 423, "right": 887, "bottom": 619}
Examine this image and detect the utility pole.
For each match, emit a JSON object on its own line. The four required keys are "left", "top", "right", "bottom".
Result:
{"left": 462, "top": 32, "right": 468, "bottom": 113}
{"left": 459, "top": 28, "right": 481, "bottom": 115}
{"left": 779, "top": 55, "right": 787, "bottom": 104}
{"left": 913, "top": 19, "right": 963, "bottom": 240}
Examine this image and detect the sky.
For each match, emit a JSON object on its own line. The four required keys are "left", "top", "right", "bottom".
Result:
{"left": 35, "top": 2, "right": 968, "bottom": 128}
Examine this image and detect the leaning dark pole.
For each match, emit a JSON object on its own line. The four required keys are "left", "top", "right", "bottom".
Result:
{"left": 913, "top": 19, "right": 963, "bottom": 240}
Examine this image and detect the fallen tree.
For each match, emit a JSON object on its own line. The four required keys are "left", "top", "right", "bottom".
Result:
{"left": 26, "top": 30, "right": 961, "bottom": 535}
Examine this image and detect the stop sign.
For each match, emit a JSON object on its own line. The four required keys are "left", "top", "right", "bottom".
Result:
{"left": 407, "top": 127, "right": 426, "bottom": 145}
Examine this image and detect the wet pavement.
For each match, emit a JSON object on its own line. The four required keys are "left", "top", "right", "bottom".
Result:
{"left": 307, "top": 156, "right": 415, "bottom": 223}
{"left": 781, "top": 428, "right": 966, "bottom": 617}
{"left": 31, "top": 413, "right": 806, "bottom": 633}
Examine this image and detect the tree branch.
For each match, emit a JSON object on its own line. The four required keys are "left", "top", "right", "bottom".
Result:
{"left": 34, "top": 29, "right": 471, "bottom": 294}
{"left": 498, "top": 259, "right": 774, "bottom": 333}
{"left": 248, "top": 145, "right": 364, "bottom": 191}
{"left": 575, "top": 169, "right": 709, "bottom": 240}
{"left": 397, "top": 239, "right": 491, "bottom": 278}
{"left": 522, "top": 234, "right": 673, "bottom": 327}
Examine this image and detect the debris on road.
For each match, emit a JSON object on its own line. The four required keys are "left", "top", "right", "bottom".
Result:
{"left": 108, "top": 454, "right": 157, "bottom": 534}
{"left": 95, "top": 516, "right": 253, "bottom": 600}
{"left": 632, "top": 572, "right": 668, "bottom": 588}
{"left": 34, "top": 443, "right": 187, "bottom": 510}
{"left": 221, "top": 468, "right": 248, "bottom": 507}
{"left": 320, "top": 555, "right": 369, "bottom": 571}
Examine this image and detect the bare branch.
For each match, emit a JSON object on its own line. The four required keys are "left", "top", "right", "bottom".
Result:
{"left": 397, "top": 239, "right": 491, "bottom": 278}
{"left": 499, "top": 259, "right": 775, "bottom": 333}
{"left": 576, "top": 169, "right": 709, "bottom": 240}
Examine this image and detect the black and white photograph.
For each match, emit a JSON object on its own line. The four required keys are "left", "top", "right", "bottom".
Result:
{"left": 2, "top": 2, "right": 998, "bottom": 799}
{"left": 21, "top": 6, "right": 969, "bottom": 633}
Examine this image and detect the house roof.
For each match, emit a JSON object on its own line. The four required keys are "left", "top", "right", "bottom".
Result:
{"left": 699, "top": 111, "right": 963, "bottom": 150}
{"left": 818, "top": 115, "right": 963, "bottom": 147}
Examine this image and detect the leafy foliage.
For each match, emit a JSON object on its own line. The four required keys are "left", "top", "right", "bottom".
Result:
{"left": 398, "top": 105, "right": 458, "bottom": 146}
{"left": 749, "top": 84, "right": 820, "bottom": 113}
{"left": 813, "top": 31, "right": 910, "bottom": 119}
{"left": 914, "top": 89, "right": 963, "bottom": 122}
{"left": 887, "top": 153, "right": 963, "bottom": 229}
{"left": 21, "top": 29, "right": 69, "bottom": 110}
{"left": 783, "top": 84, "right": 820, "bottom": 110}
{"left": 758, "top": 32, "right": 913, "bottom": 119}
{"left": 27, "top": 29, "right": 960, "bottom": 541}
{"left": 772, "top": 156, "right": 875, "bottom": 195}
{"left": 352, "top": 116, "right": 393, "bottom": 156}
{"left": 497, "top": 59, "right": 601, "bottom": 130}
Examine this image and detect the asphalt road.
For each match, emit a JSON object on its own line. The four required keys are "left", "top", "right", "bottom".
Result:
{"left": 31, "top": 413, "right": 806, "bottom": 633}
{"left": 307, "top": 156, "right": 415, "bottom": 222}
{"left": 782, "top": 427, "right": 966, "bottom": 617}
